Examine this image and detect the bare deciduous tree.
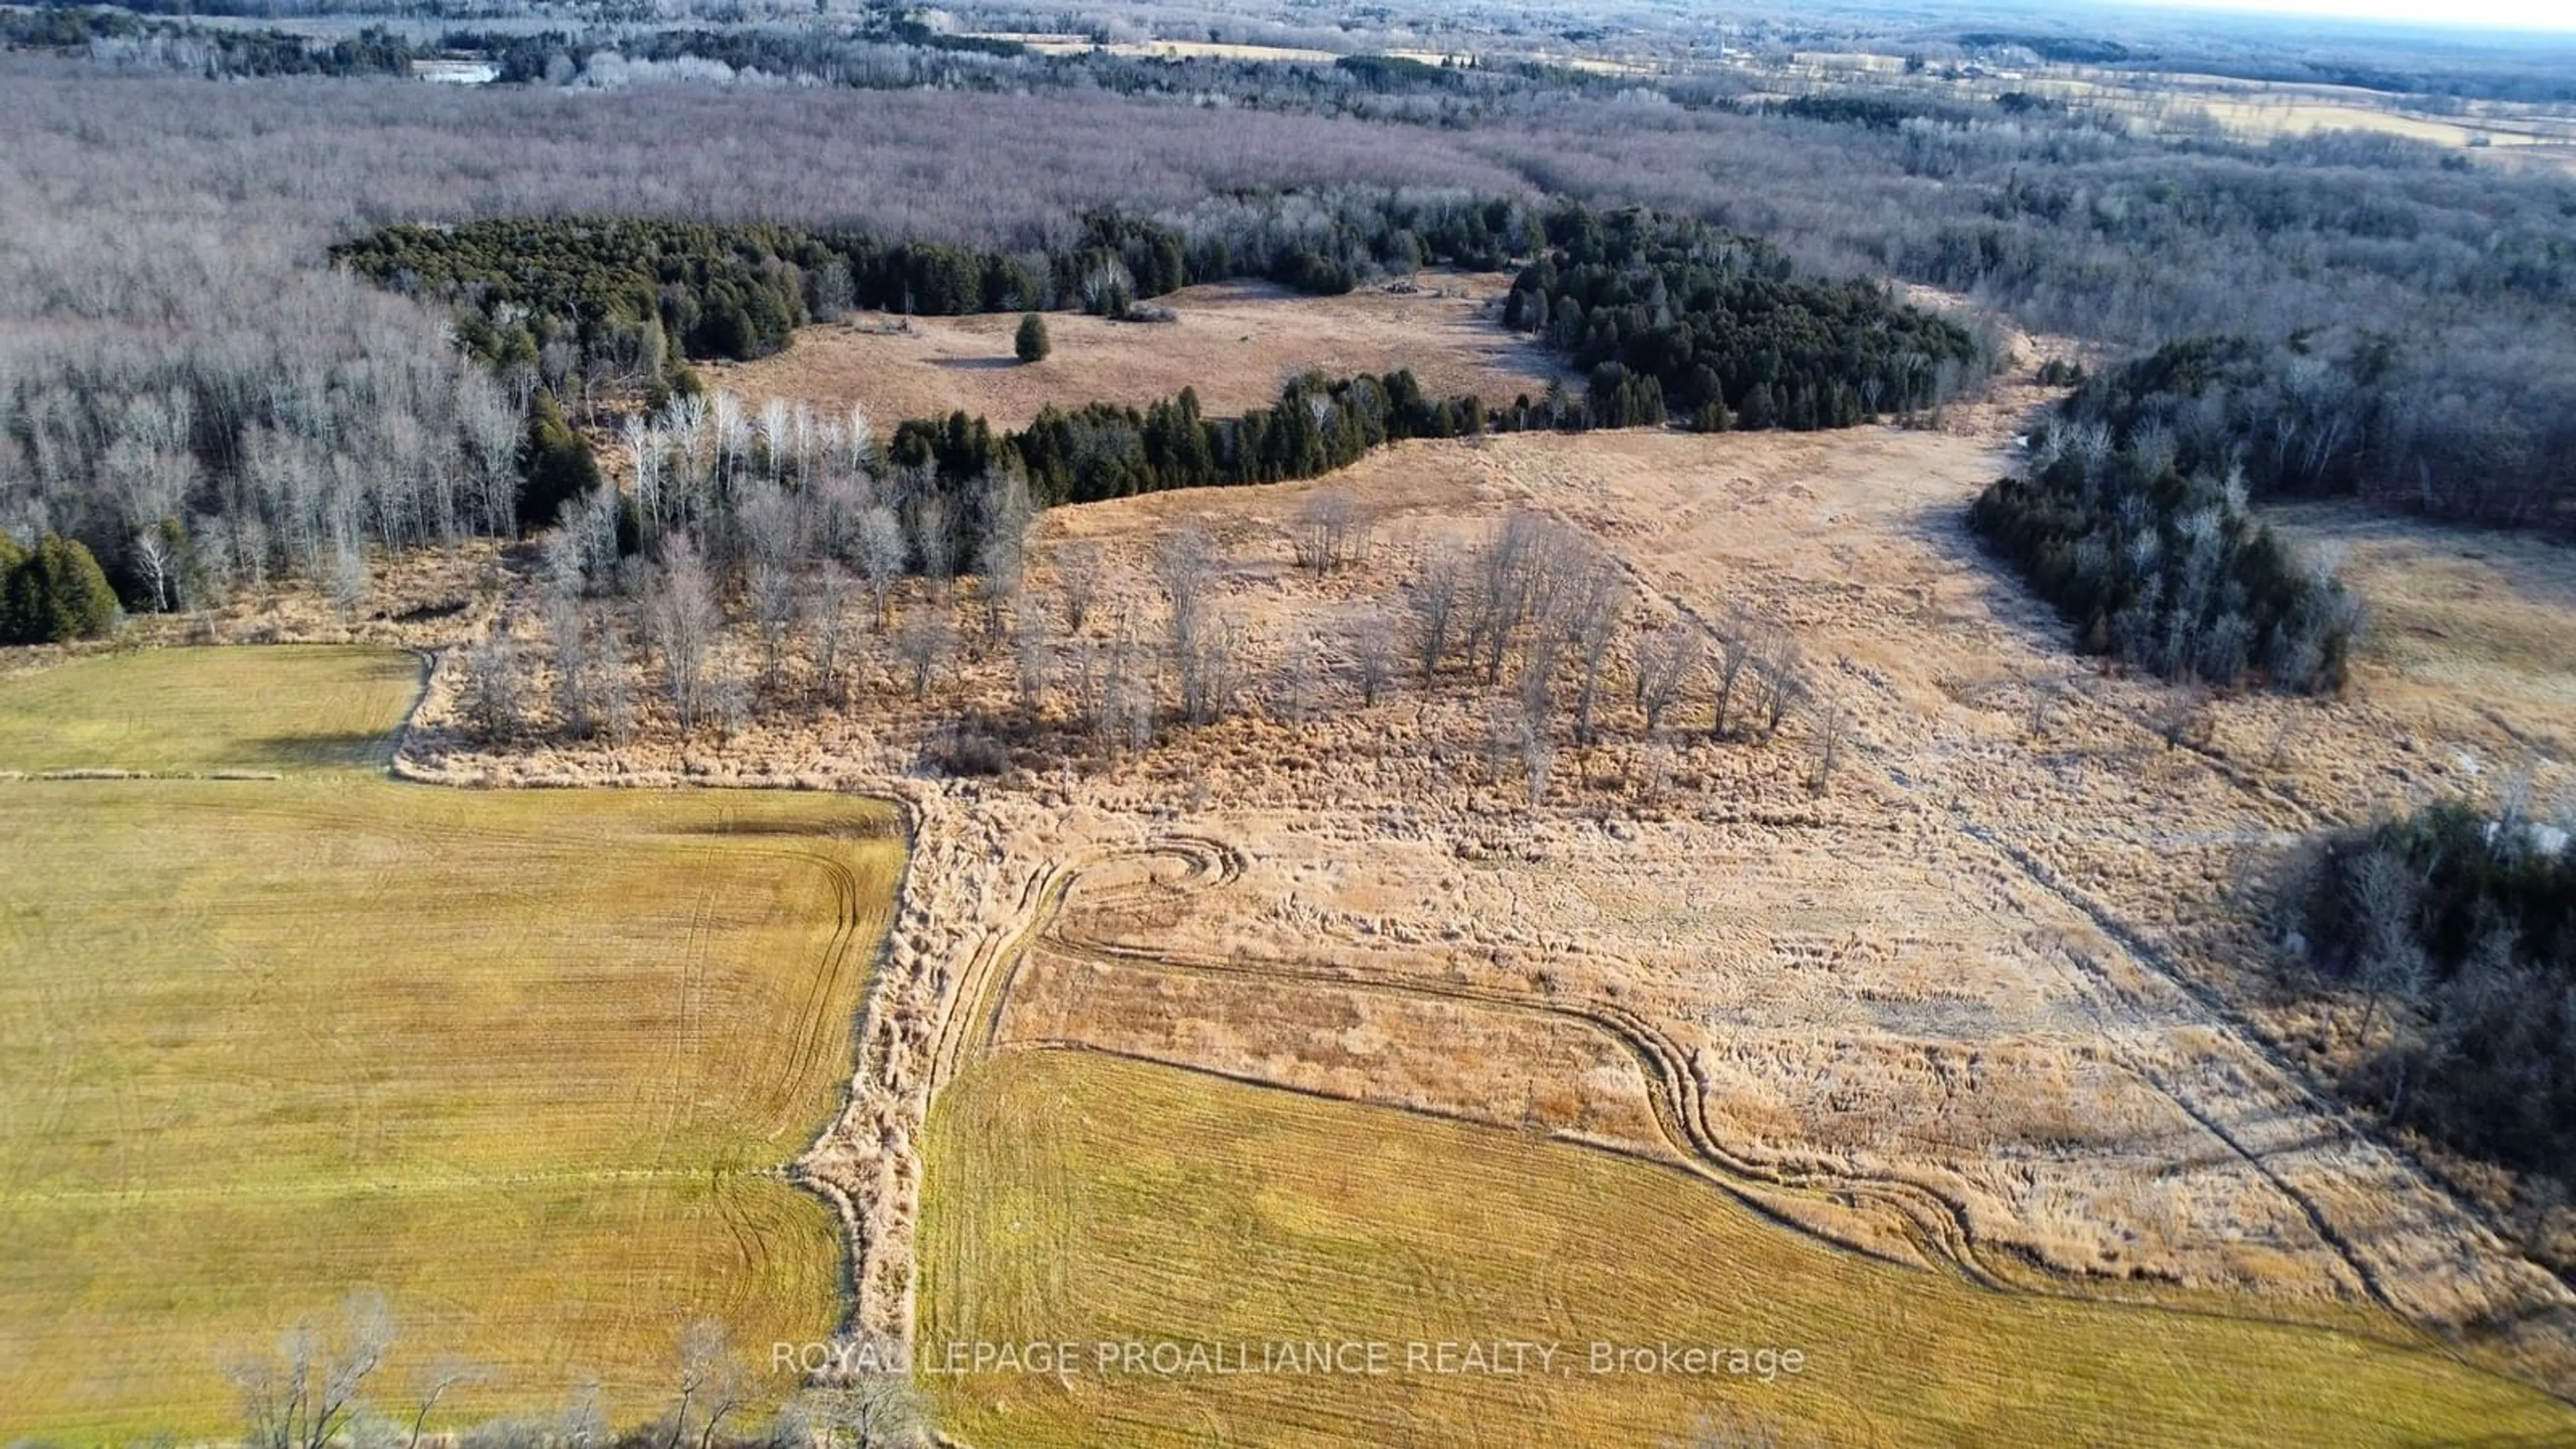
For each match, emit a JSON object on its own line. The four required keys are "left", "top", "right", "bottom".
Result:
{"left": 648, "top": 535, "right": 720, "bottom": 733}
{"left": 820, "top": 1375, "right": 924, "bottom": 1449}
{"left": 328, "top": 530, "right": 369, "bottom": 624}
{"left": 1405, "top": 549, "right": 1463, "bottom": 684}
{"left": 2153, "top": 685, "right": 2211, "bottom": 753}
{"left": 2025, "top": 672, "right": 2060, "bottom": 741}
{"left": 1752, "top": 633, "right": 1806, "bottom": 743}
{"left": 1634, "top": 623, "right": 1701, "bottom": 736}
{"left": 910, "top": 492, "right": 955, "bottom": 601}
{"left": 808, "top": 561, "right": 856, "bottom": 705}
{"left": 856, "top": 505, "right": 904, "bottom": 631}
{"left": 975, "top": 532, "right": 1024, "bottom": 642}
{"left": 1348, "top": 609, "right": 1397, "bottom": 706}
{"left": 1293, "top": 487, "right": 1368, "bottom": 576}
{"left": 463, "top": 638, "right": 528, "bottom": 743}
{"left": 1012, "top": 607, "right": 1052, "bottom": 720}
{"left": 706, "top": 651, "right": 753, "bottom": 741}
{"left": 1565, "top": 559, "right": 1628, "bottom": 745}
{"left": 1469, "top": 511, "right": 1548, "bottom": 685}
{"left": 1153, "top": 523, "right": 1217, "bottom": 655}
{"left": 229, "top": 1291, "right": 396, "bottom": 1449}
{"left": 556, "top": 1381, "right": 607, "bottom": 1449}
{"left": 1505, "top": 698, "right": 1555, "bottom": 806}
{"left": 593, "top": 616, "right": 638, "bottom": 744}
{"left": 894, "top": 606, "right": 954, "bottom": 702}
{"left": 1809, "top": 690, "right": 1847, "bottom": 793}
{"left": 1711, "top": 608, "right": 1758, "bottom": 740}
{"left": 1053, "top": 539, "right": 1103, "bottom": 634}
{"left": 1178, "top": 613, "right": 1248, "bottom": 726}
{"left": 400, "top": 1359, "right": 489, "bottom": 1449}
{"left": 1271, "top": 631, "right": 1323, "bottom": 723}
{"left": 665, "top": 1318, "right": 743, "bottom": 1449}
{"left": 748, "top": 559, "right": 798, "bottom": 688}
{"left": 2348, "top": 846, "right": 2428, "bottom": 1042}
{"left": 546, "top": 588, "right": 590, "bottom": 739}
{"left": 131, "top": 524, "right": 176, "bottom": 612}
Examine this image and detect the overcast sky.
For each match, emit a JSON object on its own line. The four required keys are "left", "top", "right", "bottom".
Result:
{"left": 2137, "top": 0, "right": 2576, "bottom": 30}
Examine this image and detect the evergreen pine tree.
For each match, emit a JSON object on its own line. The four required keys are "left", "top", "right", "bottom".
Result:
{"left": 1014, "top": 313, "right": 1051, "bottom": 364}
{"left": 517, "top": 392, "right": 602, "bottom": 533}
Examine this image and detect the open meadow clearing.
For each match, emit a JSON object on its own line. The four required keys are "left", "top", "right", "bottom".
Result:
{"left": 702, "top": 276, "right": 1563, "bottom": 433}
{"left": 0, "top": 647, "right": 903, "bottom": 1438}
{"left": 918, "top": 1049, "right": 2576, "bottom": 1448}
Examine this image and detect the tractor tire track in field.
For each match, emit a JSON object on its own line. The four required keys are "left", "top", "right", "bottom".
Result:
{"left": 964, "top": 834, "right": 2051, "bottom": 1299}
{"left": 931, "top": 830, "right": 2524, "bottom": 1375}
{"left": 1532, "top": 468, "right": 2427, "bottom": 1329}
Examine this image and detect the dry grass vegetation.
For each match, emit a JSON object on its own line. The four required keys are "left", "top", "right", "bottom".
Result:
{"left": 209, "top": 287, "right": 2576, "bottom": 1444}
{"left": 0, "top": 647, "right": 903, "bottom": 1438}
{"left": 702, "top": 274, "right": 1562, "bottom": 432}
{"left": 390, "top": 317, "right": 2576, "bottom": 1437}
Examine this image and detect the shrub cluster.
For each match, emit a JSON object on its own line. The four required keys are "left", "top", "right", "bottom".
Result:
{"left": 2286, "top": 800, "right": 2575, "bottom": 1186}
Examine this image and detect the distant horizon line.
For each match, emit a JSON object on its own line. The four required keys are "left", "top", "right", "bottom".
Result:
{"left": 2100, "top": 0, "right": 2576, "bottom": 38}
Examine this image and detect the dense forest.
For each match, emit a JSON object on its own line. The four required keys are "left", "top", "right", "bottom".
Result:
{"left": 329, "top": 196, "right": 1544, "bottom": 402}
{"left": 2286, "top": 800, "right": 2575, "bottom": 1192}
{"left": 6, "top": 20, "right": 2574, "bottom": 630}
{"left": 337, "top": 197, "right": 1970, "bottom": 438}
{"left": 2051, "top": 335, "right": 2567, "bottom": 529}
{"left": 1969, "top": 427, "right": 2359, "bottom": 694}
{"left": 1505, "top": 206, "right": 1982, "bottom": 429}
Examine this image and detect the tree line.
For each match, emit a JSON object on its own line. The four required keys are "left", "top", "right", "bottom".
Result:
{"left": 0, "top": 284, "right": 523, "bottom": 627}
{"left": 1970, "top": 420, "right": 2359, "bottom": 694}
{"left": 0, "top": 9, "right": 420, "bottom": 79}
{"left": 339, "top": 194, "right": 1972, "bottom": 449}
{"left": 16, "top": 46, "right": 2574, "bottom": 640}
{"left": 899, "top": 369, "right": 1487, "bottom": 511}
{"left": 213, "top": 1287, "right": 926, "bottom": 1449}
{"left": 2051, "top": 335, "right": 2569, "bottom": 531}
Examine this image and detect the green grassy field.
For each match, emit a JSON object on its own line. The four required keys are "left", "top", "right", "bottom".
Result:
{"left": 0, "top": 648, "right": 903, "bottom": 1438}
{"left": 920, "top": 1049, "right": 2576, "bottom": 1448}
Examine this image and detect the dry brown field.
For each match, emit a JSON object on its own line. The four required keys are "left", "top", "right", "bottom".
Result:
{"left": 380, "top": 286, "right": 2576, "bottom": 1440}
